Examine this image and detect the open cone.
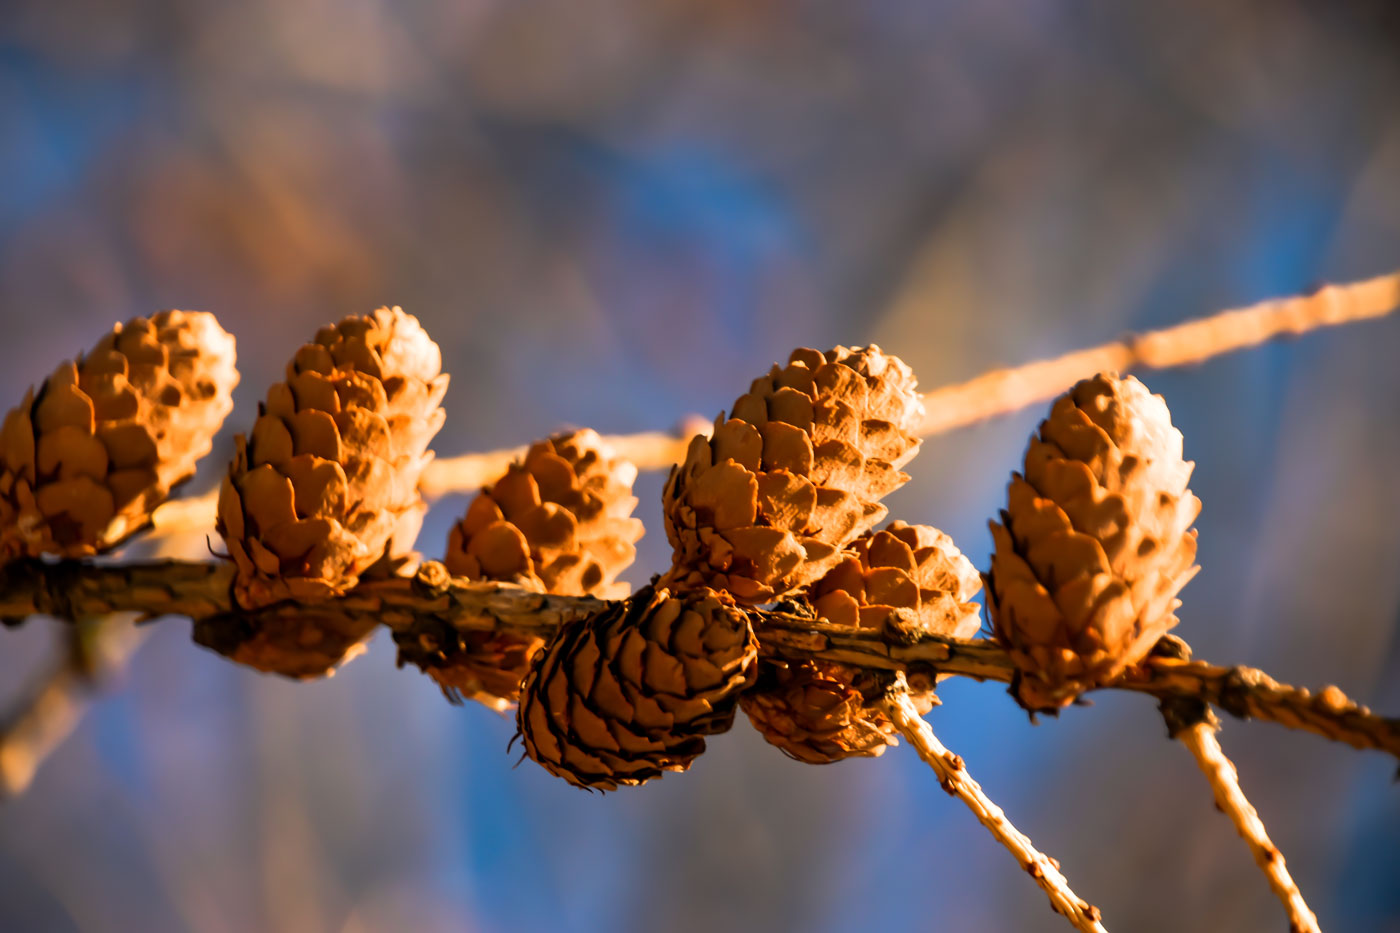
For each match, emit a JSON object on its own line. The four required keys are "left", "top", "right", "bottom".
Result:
{"left": 0, "top": 310, "right": 237, "bottom": 561}
{"left": 662, "top": 345, "right": 923, "bottom": 604}
{"left": 210, "top": 306, "right": 446, "bottom": 677}
{"left": 986, "top": 373, "right": 1200, "bottom": 711}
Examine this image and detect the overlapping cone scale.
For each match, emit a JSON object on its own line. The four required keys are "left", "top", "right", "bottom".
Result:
{"left": 517, "top": 585, "right": 758, "bottom": 790}
{"left": 810, "top": 520, "right": 982, "bottom": 638}
{"left": 986, "top": 372, "right": 1200, "bottom": 711}
{"left": 743, "top": 521, "right": 983, "bottom": 763}
{"left": 446, "top": 429, "right": 643, "bottom": 598}
{"left": 0, "top": 310, "right": 237, "bottom": 560}
{"left": 216, "top": 306, "right": 446, "bottom": 677}
{"left": 398, "top": 429, "right": 644, "bottom": 706}
{"left": 663, "top": 345, "right": 923, "bottom": 604}
{"left": 741, "top": 661, "right": 896, "bottom": 764}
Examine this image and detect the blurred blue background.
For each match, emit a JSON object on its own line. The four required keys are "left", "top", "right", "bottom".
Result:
{"left": 1, "top": 1, "right": 1399, "bottom": 930}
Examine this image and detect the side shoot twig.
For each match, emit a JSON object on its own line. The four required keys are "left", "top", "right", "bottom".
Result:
{"left": 879, "top": 679, "right": 1109, "bottom": 933}
{"left": 1176, "top": 719, "right": 1320, "bottom": 933}
{"left": 1153, "top": 634, "right": 1321, "bottom": 933}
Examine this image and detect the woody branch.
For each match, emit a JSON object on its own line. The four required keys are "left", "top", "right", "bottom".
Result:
{"left": 4, "top": 557, "right": 1396, "bottom": 762}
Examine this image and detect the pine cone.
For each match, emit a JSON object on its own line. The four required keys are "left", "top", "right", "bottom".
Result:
{"left": 740, "top": 661, "right": 896, "bottom": 764}
{"left": 411, "top": 627, "right": 544, "bottom": 711}
{"left": 217, "top": 306, "right": 447, "bottom": 614}
{"left": 810, "top": 520, "right": 982, "bottom": 639}
{"left": 0, "top": 310, "right": 237, "bottom": 560}
{"left": 398, "top": 429, "right": 644, "bottom": 706}
{"left": 517, "top": 585, "right": 758, "bottom": 790}
{"left": 742, "top": 521, "right": 982, "bottom": 763}
{"left": 192, "top": 603, "right": 384, "bottom": 680}
{"left": 447, "top": 429, "right": 643, "bottom": 597}
{"left": 662, "top": 346, "right": 923, "bottom": 604}
{"left": 986, "top": 373, "right": 1200, "bottom": 711}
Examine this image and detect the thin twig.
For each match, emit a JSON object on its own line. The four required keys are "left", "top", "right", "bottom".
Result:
{"left": 1155, "top": 637, "right": 1322, "bottom": 933}
{"left": 3, "top": 557, "right": 1396, "bottom": 762}
{"left": 146, "top": 271, "right": 1400, "bottom": 537}
{"left": 1176, "top": 720, "right": 1320, "bottom": 933}
{"left": 878, "top": 681, "right": 1108, "bottom": 932}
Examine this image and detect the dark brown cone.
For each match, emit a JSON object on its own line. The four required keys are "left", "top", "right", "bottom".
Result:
{"left": 399, "top": 429, "right": 645, "bottom": 707}
{"left": 662, "top": 345, "right": 923, "bottom": 604}
{"left": 0, "top": 310, "right": 238, "bottom": 561}
{"left": 517, "top": 585, "right": 758, "bottom": 790}
{"left": 742, "top": 521, "right": 982, "bottom": 763}
{"left": 213, "top": 307, "right": 445, "bottom": 677}
{"left": 987, "top": 373, "right": 1201, "bottom": 711}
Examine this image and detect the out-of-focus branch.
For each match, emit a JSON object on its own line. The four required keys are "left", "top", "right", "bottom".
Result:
{"left": 880, "top": 681, "right": 1109, "bottom": 932}
{"left": 916, "top": 271, "right": 1399, "bottom": 434}
{"left": 4, "top": 558, "right": 1397, "bottom": 762}
{"left": 0, "top": 537, "right": 201, "bottom": 799}
{"left": 150, "top": 424, "right": 718, "bottom": 535}
{"left": 0, "top": 615, "right": 149, "bottom": 798}
{"left": 419, "top": 418, "right": 714, "bottom": 500}
{"left": 147, "top": 271, "right": 1400, "bottom": 537}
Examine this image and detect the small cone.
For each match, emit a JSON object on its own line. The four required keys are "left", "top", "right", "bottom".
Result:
{"left": 0, "top": 310, "right": 238, "bottom": 560}
{"left": 742, "top": 661, "right": 898, "bottom": 765}
{"left": 447, "top": 429, "right": 643, "bottom": 598}
{"left": 192, "top": 604, "right": 384, "bottom": 680}
{"left": 212, "top": 307, "right": 446, "bottom": 677}
{"left": 398, "top": 429, "right": 644, "bottom": 705}
{"left": 986, "top": 373, "right": 1200, "bottom": 711}
{"left": 743, "top": 521, "right": 982, "bottom": 763}
{"left": 517, "top": 585, "right": 758, "bottom": 790}
{"left": 662, "top": 345, "right": 923, "bottom": 604}
{"left": 810, "top": 520, "right": 982, "bottom": 640}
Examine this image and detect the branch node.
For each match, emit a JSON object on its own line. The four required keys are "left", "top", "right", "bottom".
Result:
{"left": 413, "top": 560, "right": 453, "bottom": 597}
{"left": 1150, "top": 636, "right": 1218, "bottom": 737}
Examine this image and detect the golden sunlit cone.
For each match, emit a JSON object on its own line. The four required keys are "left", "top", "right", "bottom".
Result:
{"left": 0, "top": 310, "right": 237, "bottom": 561}
{"left": 211, "top": 306, "right": 446, "bottom": 677}
{"left": 446, "top": 429, "right": 643, "bottom": 598}
{"left": 517, "top": 585, "right": 757, "bottom": 790}
{"left": 742, "top": 660, "right": 896, "bottom": 764}
{"left": 398, "top": 428, "right": 644, "bottom": 705}
{"left": 743, "top": 521, "right": 982, "bottom": 763}
{"left": 662, "top": 345, "right": 923, "bottom": 604}
{"left": 987, "top": 373, "right": 1200, "bottom": 711}
{"left": 810, "top": 520, "right": 982, "bottom": 639}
